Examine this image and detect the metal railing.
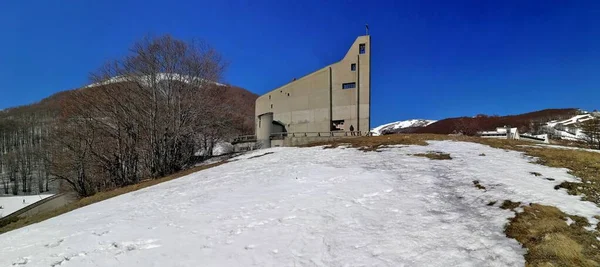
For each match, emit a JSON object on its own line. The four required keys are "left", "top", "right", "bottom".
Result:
{"left": 232, "top": 131, "right": 371, "bottom": 144}
{"left": 232, "top": 135, "right": 257, "bottom": 144}
{"left": 272, "top": 131, "right": 367, "bottom": 138}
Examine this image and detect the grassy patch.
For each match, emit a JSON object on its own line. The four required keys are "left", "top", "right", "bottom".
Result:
{"left": 0, "top": 162, "right": 224, "bottom": 235}
{"left": 505, "top": 204, "right": 600, "bottom": 267}
{"left": 413, "top": 151, "right": 453, "bottom": 160}
{"left": 472, "top": 180, "right": 487, "bottom": 191}
{"left": 500, "top": 200, "right": 521, "bottom": 211}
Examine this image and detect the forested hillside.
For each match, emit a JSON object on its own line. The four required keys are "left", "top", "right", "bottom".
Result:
{"left": 415, "top": 109, "right": 580, "bottom": 135}
{"left": 0, "top": 35, "right": 257, "bottom": 197}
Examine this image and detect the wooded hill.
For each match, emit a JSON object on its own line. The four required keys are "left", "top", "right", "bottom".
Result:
{"left": 414, "top": 108, "right": 581, "bottom": 135}
{"left": 0, "top": 35, "right": 257, "bottom": 197}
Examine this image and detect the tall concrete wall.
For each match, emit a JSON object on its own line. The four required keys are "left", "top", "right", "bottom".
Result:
{"left": 0, "top": 192, "right": 78, "bottom": 225}
{"left": 257, "top": 112, "right": 273, "bottom": 148}
{"left": 271, "top": 136, "right": 359, "bottom": 148}
{"left": 255, "top": 35, "right": 371, "bottom": 135}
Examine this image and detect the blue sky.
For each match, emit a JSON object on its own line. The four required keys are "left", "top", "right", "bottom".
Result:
{"left": 1, "top": 0, "right": 599, "bottom": 127}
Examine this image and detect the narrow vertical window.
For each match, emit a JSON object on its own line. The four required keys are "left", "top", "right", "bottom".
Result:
{"left": 359, "top": 43, "right": 365, "bottom": 54}
{"left": 351, "top": 63, "right": 356, "bottom": 71}
{"left": 271, "top": 104, "right": 273, "bottom": 109}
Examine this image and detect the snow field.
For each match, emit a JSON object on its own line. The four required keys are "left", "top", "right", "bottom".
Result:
{"left": 1, "top": 141, "right": 599, "bottom": 266}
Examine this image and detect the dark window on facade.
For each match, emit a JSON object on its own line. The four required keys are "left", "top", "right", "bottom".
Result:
{"left": 287, "top": 93, "right": 290, "bottom": 96}
{"left": 331, "top": 120, "right": 345, "bottom": 131}
{"left": 342, "top": 82, "right": 356, "bottom": 89}
{"left": 359, "top": 43, "right": 365, "bottom": 54}
{"left": 269, "top": 95, "right": 271, "bottom": 100}
{"left": 351, "top": 63, "right": 356, "bottom": 71}
{"left": 270, "top": 104, "right": 273, "bottom": 109}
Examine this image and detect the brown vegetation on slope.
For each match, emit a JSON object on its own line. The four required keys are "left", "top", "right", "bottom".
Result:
{"left": 414, "top": 108, "right": 580, "bottom": 135}
{"left": 0, "top": 35, "right": 257, "bottom": 198}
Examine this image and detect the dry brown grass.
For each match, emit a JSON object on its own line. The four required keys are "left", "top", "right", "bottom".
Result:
{"left": 0, "top": 162, "right": 224, "bottom": 235}
{"left": 506, "top": 204, "right": 600, "bottom": 267}
{"left": 473, "top": 180, "right": 487, "bottom": 191}
{"left": 500, "top": 200, "right": 522, "bottom": 211}
{"left": 412, "top": 151, "right": 453, "bottom": 160}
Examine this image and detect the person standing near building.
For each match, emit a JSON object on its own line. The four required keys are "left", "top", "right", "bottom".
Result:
{"left": 349, "top": 125, "right": 355, "bottom": 136}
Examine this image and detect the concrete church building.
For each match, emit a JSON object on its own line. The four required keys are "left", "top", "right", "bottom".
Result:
{"left": 255, "top": 35, "right": 371, "bottom": 147}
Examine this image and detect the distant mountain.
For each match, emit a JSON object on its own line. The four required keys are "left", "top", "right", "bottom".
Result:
{"left": 413, "top": 109, "right": 581, "bottom": 136}
{"left": 371, "top": 119, "right": 436, "bottom": 136}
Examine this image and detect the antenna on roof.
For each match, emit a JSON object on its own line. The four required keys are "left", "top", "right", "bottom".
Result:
{"left": 365, "top": 24, "right": 369, "bottom": 35}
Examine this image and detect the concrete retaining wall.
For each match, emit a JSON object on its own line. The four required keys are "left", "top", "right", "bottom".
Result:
{"left": 0, "top": 192, "right": 78, "bottom": 225}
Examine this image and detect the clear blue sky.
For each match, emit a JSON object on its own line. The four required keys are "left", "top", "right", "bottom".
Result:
{"left": 1, "top": 0, "right": 599, "bottom": 127}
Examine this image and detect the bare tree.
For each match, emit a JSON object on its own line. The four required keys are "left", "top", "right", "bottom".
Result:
{"left": 89, "top": 35, "right": 228, "bottom": 177}
{"left": 50, "top": 34, "right": 231, "bottom": 196}
{"left": 581, "top": 119, "right": 600, "bottom": 150}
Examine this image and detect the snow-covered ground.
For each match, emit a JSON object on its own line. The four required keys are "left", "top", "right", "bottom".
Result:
{"left": 547, "top": 114, "right": 594, "bottom": 127}
{"left": 371, "top": 119, "right": 436, "bottom": 136}
{"left": 86, "top": 72, "right": 226, "bottom": 88}
{"left": 1, "top": 141, "right": 599, "bottom": 266}
{"left": 0, "top": 194, "right": 54, "bottom": 218}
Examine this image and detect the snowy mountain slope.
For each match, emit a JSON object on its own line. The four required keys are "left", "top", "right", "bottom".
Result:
{"left": 370, "top": 119, "right": 436, "bottom": 136}
{"left": 544, "top": 112, "right": 596, "bottom": 141}
{"left": 2, "top": 141, "right": 599, "bottom": 266}
{"left": 86, "top": 72, "right": 226, "bottom": 88}
{"left": 547, "top": 114, "right": 594, "bottom": 127}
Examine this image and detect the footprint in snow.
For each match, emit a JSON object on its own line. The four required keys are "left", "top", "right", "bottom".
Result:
{"left": 50, "top": 252, "right": 87, "bottom": 267}
{"left": 12, "top": 257, "right": 30, "bottom": 266}
{"left": 92, "top": 230, "right": 110, "bottom": 237}
{"left": 110, "top": 239, "right": 161, "bottom": 255}
{"left": 45, "top": 239, "right": 64, "bottom": 248}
